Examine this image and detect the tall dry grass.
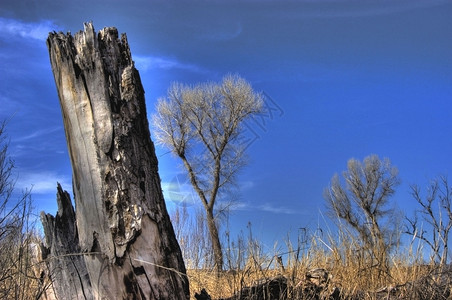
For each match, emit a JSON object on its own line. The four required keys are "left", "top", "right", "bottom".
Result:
{"left": 170, "top": 206, "right": 452, "bottom": 299}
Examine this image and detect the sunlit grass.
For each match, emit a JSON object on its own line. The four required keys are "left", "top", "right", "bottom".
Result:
{"left": 171, "top": 207, "right": 452, "bottom": 299}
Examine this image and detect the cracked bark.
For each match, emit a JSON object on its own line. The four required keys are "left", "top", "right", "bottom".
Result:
{"left": 43, "top": 23, "right": 189, "bottom": 299}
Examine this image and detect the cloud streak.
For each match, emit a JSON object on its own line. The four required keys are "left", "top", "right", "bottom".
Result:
{"left": 257, "top": 203, "right": 299, "bottom": 215}
{"left": 0, "top": 18, "right": 60, "bottom": 41}
{"left": 231, "top": 201, "right": 301, "bottom": 215}
{"left": 161, "top": 175, "right": 298, "bottom": 215}
{"left": 15, "top": 170, "right": 71, "bottom": 195}
{"left": 13, "top": 126, "right": 62, "bottom": 143}
{"left": 134, "top": 55, "right": 208, "bottom": 74}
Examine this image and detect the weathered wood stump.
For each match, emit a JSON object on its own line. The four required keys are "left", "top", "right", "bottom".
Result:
{"left": 42, "top": 22, "right": 189, "bottom": 299}
{"left": 41, "top": 184, "right": 93, "bottom": 299}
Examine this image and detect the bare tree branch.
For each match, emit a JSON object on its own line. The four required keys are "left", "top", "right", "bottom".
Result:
{"left": 407, "top": 176, "right": 452, "bottom": 266}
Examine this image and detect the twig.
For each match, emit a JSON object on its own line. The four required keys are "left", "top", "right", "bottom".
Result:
{"left": 132, "top": 258, "right": 188, "bottom": 279}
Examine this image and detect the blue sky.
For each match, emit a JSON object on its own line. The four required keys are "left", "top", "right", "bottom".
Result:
{"left": 1, "top": 0, "right": 452, "bottom": 251}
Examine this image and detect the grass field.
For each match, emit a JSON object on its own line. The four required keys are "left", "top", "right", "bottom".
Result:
{"left": 172, "top": 208, "right": 452, "bottom": 299}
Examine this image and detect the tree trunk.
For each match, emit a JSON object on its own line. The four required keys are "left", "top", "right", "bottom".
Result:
{"left": 44, "top": 22, "right": 189, "bottom": 299}
{"left": 206, "top": 207, "right": 223, "bottom": 272}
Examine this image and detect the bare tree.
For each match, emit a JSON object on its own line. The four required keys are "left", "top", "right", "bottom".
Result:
{"left": 323, "top": 155, "right": 400, "bottom": 274}
{"left": 406, "top": 176, "right": 452, "bottom": 266}
{"left": 152, "top": 74, "right": 263, "bottom": 272}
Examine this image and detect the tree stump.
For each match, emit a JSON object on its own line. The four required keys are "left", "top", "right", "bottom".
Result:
{"left": 43, "top": 22, "right": 189, "bottom": 299}
{"left": 41, "top": 184, "right": 93, "bottom": 300}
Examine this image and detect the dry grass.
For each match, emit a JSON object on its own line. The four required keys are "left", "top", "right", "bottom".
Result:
{"left": 173, "top": 213, "right": 452, "bottom": 300}
{"left": 187, "top": 266, "right": 283, "bottom": 299}
{"left": 186, "top": 253, "right": 452, "bottom": 300}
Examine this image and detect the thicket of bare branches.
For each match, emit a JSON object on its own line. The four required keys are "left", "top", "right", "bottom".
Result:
{"left": 171, "top": 205, "right": 214, "bottom": 269}
{"left": 323, "top": 155, "right": 401, "bottom": 282}
{"left": 0, "top": 121, "right": 49, "bottom": 299}
{"left": 406, "top": 175, "right": 452, "bottom": 266}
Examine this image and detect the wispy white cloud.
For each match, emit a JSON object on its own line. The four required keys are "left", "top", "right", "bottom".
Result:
{"left": 257, "top": 203, "right": 298, "bottom": 215}
{"left": 162, "top": 175, "right": 293, "bottom": 214}
{"left": 239, "top": 180, "right": 255, "bottom": 190}
{"left": 134, "top": 54, "right": 208, "bottom": 73}
{"left": 0, "top": 18, "right": 60, "bottom": 41}
{"left": 13, "top": 126, "right": 62, "bottom": 143}
{"left": 15, "top": 171, "right": 71, "bottom": 195}
{"left": 231, "top": 201, "right": 300, "bottom": 215}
